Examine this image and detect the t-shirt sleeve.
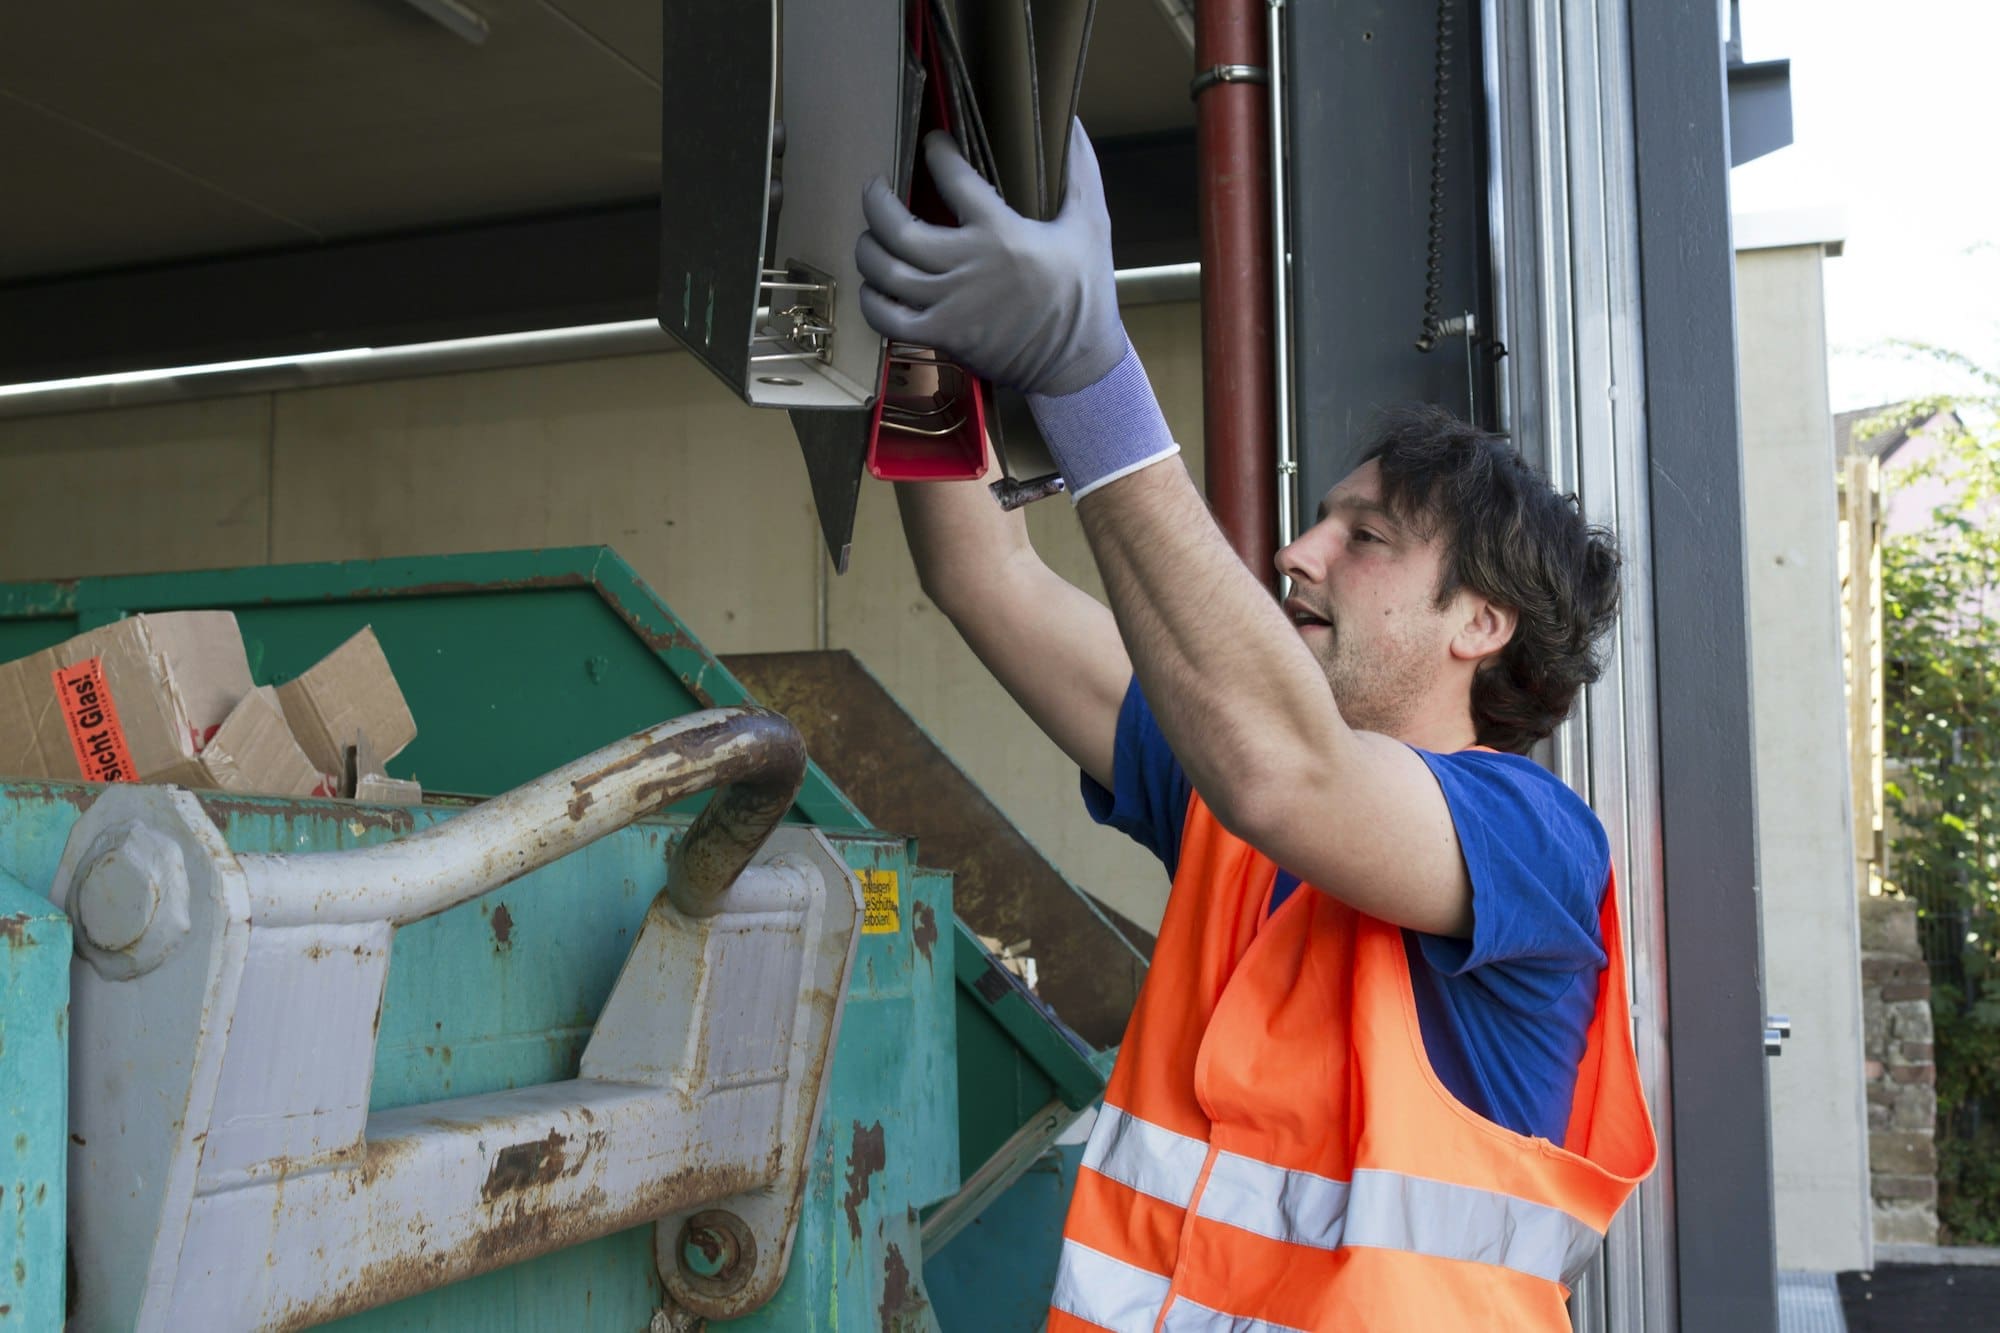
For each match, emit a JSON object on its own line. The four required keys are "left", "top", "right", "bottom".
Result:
{"left": 1411, "top": 748, "right": 1610, "bottom": 1012}
{"left": 1080, "top": 679, "right": 1195, "bottom": 874}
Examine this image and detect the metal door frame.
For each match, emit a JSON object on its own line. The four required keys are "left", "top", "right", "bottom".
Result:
{"left": 1484, "top": 0, "right": 1776, "bottom": 1328}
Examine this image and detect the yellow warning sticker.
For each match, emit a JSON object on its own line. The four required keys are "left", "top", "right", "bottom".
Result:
{"left": 860, "top": 868, "right": 900, "bottom": 935}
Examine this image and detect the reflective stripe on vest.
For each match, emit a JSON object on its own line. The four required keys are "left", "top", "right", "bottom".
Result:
{"left": 1082, "top": 1103, "right": 1209, "bottom": 1207}
{"left": 1051, "top": 1241, "right": 1172, "bottom": 1333}
{"left": 1159, "top": 1297, "right": 1311, "bottom": 1333}
{"left": 1052, "top": 1240, "right": 1311, "bottom": 1333}
{"left": 1081, "top": 1105, "right": 1603, "bottom": 1284}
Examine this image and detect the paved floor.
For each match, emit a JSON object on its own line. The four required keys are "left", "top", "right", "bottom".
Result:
{"left": 1778, "top": 1271, "right": 1847, "bottom": 1333}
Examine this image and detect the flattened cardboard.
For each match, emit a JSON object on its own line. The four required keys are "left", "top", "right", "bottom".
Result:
{"left": 0, "top": 612, "right": 253, "bottom": 783}
{"left": 197, "top": 687, "right": 324, "bottom": 798}
{"left": 276, "top": 627, "right": 417, "bottom": 779}
{"left": 345, "top": 728, "right": 421, "bottom": 805}
{"left": 142, "top": 611, "right": 258, "bottom": 749}
{"left": 353, "top": 773, "right": 423, "bottom": 805}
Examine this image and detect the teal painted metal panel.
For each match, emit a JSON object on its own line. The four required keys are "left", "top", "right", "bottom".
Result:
{"left": 953, "top": 995, "right": 1061, "bottom": 1183}
{"left": 925, "top": 1143, "right": 1083, "bottom": 1331}
{"left": 952, "top": 916, "right": 1100, "bottom": 1112}
{"left": 0, "top": 582, "right": 74, "bottom": 621}
{"left": 0, "top": 549, "right": 1108, "bottom": 1327}
{"left": 0, "top": 783, "right": 957, "bottom": 1330}
{"left": 0, "top": 616, "right": 73, "bottom": 668}
{"left": 0, "top": 869, "right": 68, "bottom": 1332}
{"left": 740, "top": 853, "right": 956, "bottom": 1333}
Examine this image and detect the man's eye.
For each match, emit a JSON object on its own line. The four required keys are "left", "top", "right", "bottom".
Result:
{"left": 1352, "top": 528, "right": 1381, "bottom": 544}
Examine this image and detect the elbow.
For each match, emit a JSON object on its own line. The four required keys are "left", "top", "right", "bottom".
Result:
{"left": 913, "top": 563, "right": 959, "bottom": 619}
{"left": 1202, "top": 766, "right": 1314, "bottom": 863}
{"left": 1200, "top": 715, "right": 1359, "bottom": 858}
{"left": 920, "top": 543, "right": 1040, "bottom": 627}
{"left": 911, "top": 546, "right": 983, "bottom": 622}
{"left": 920, "top": 566, "right": 999, "bottom": 632}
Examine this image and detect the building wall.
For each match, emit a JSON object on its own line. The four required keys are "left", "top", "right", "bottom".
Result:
{"left": 1858, "top": 895, "right": 1940, "bottom": 1244}
{"left": 7, "top": 251, "right": 1875, "bottom": 1269}
{"left": 1735, "top": 242, "right": 1873, "bottom": 1271}
{"left": 0, "top": 301, "right": 1206, "bottom": 934}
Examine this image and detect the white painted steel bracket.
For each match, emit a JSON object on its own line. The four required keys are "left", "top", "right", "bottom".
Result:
{"left": 53, "top": 708, "right": 862, "bottom": 1331}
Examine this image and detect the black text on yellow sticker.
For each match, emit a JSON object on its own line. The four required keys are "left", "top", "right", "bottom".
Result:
{"left": 860, "top": 868, "right": 900, "bottom": 935}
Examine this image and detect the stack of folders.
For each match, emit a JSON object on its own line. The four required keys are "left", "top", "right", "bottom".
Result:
{"left": 866, "top": 0, "right": 1098, "bottom": 496}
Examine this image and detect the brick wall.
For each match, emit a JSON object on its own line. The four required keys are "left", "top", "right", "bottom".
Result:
{"left": 1860, "top": 895, "right": 1940, "bottom": 1244}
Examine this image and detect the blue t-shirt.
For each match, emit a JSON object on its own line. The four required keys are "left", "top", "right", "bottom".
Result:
{"left": 1082, "top": 680, "right": 1611, "bottom": 1145}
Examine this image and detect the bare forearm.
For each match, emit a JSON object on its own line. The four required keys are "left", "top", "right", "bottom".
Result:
{"left": 1077, "top": 463, "right": 1350, "bottom": 827}
{"left": 856, "top": 123, "right": 1472, "bottom": 933}
{"left": 1072, "top": 453, "right": 1475, "bottom": 935}
{"left": 894, "top": 473, "right": 1130, "bottom": 785}
{"left": 894, "top": 467, "right": 1032, "bottom": 611}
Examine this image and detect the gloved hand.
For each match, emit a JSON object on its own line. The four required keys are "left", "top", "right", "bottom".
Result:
{"left": 856, "top": 122, "right": 1127, "bottom": 399}
{"left": 858, "top": 122, "right": 1181, "bottom": 501}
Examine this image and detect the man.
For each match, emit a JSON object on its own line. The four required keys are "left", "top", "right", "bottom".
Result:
{"left": 858, "top": 125, "right": 1656, "bottom": 1330}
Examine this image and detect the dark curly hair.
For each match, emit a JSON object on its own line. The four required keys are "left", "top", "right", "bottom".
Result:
{"left": 1362, "top": 405, "right": 1621, "bottom": 754}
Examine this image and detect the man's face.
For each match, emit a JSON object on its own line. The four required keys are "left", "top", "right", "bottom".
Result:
{"left": 1275, "top": 460, "right": 1463, "bottom": 737}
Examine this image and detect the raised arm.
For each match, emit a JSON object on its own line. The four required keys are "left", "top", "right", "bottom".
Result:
{"left": 894, "top": 462, "right": 1131, "bottom": 790}
{"left": 859, "top": 125, "right": 1496, "bottom": 936}
{"left": 1074, "top": 456, "right": 1476, "bottom": 936}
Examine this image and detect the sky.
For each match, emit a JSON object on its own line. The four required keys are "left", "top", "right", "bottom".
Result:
{"left": 1735, "top": 0, "right": 2000, "bottom": 413}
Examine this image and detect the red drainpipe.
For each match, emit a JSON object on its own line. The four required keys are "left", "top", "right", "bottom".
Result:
{"left": 1194, "top": 0, "right": 1277, "bottom": 589}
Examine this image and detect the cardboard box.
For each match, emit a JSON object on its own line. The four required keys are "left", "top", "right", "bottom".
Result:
{"left": 0, "top": 612, "right": 253, "bottom": 785}
{"left": 353, "top": 772, "right": 423, "bottom": 805}
{"left": 0, "top": 614, "right": 422, "bottom": 802}
{"left": 276, "top": 628, "right": 417, "bottom": 780}
{"left": 346, "top": 727, "right": 421, "bottom": 805}
{"left": 197, "top": 687, "right": 328, "bottom": 798}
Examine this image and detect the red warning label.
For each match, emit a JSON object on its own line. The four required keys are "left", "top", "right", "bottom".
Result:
{"left": 53, "top": 657, "right": 136, "bottom": 784}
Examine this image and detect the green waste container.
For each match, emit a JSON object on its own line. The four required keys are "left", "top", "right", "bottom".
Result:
{"left": 0, "top": 547, "right": 1128, "bottom": 1330}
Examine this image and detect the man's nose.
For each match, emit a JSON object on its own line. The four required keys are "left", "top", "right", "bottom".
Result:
{"left": 1277, "top": 527, "right": 1329, "bottom": 585}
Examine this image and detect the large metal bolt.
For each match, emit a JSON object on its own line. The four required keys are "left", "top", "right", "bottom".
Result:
{"left": 71, "top": 824, "right": 189, "bottom": 979}
{"left": 679, "top": 1219, "right": 737, "bottom": 1280}
{"left": 674, "top": 1210, "right": 755, "bottom": 1292}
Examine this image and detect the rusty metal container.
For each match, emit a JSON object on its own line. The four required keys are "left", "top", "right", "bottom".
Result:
{"left": 0, "top": 548, "right": 1120, "bottom": 1330}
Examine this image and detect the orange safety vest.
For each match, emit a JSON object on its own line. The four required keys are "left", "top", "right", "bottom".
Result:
{"left": 1050, "top": 793, "right": 1657, "bottom": 1331}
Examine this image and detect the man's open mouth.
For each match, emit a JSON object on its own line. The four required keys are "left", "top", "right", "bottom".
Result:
{"left": 1284, "top": 598, "right": 1332, "bottom": 629}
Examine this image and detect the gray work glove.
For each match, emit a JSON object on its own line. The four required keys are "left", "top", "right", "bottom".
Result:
{"left": 857, "top": 122, "right": 1127, "bottom": 399}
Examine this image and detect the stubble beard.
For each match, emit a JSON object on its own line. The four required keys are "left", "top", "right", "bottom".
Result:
{"left": 1311, "top": 614, "right": 1438, "bottom": 739}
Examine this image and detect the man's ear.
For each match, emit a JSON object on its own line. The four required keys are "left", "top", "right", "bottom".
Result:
{"left": 1451, "top": 596, "right": 1517, "bottom": 663}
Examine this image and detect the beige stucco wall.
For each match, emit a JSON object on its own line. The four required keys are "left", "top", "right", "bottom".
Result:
{"left": 1735, "top": 242, "right": 1873, "bottom": 1272}
{"left": 0, "top": 301, "right": 1204, "bottom": 932}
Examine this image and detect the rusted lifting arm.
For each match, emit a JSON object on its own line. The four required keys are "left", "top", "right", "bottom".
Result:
{"left": 56, "top": 708, "right": 861, "bottom": 1331}
{"left": 231, "top": 708, "right": 808, "bottom": 928}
